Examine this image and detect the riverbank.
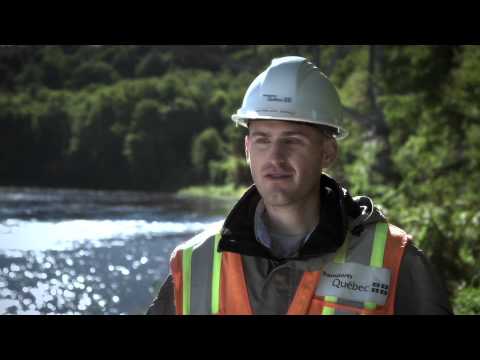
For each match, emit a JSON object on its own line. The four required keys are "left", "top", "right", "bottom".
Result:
{"left": 177, "top": 184, "right": 248, "bottom": 201}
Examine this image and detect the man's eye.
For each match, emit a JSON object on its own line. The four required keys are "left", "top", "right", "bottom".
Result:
{"left": 283, "top": 138, "right": 302, "bottom": 145}
{"left": 255, "top": 138, "right": 270, "bottom": 144}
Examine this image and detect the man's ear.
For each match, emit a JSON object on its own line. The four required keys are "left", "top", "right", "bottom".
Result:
{"left": 322, "top": 138, "right": 338, "bottom": 168}
{"left": 245, "top": 135, "right": 251, "bottom": 165}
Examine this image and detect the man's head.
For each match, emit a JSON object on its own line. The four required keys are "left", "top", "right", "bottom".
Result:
{"left": 245, "top": 120, "right": 337, "bottom": 207}
{"left": 232, "top": 56, "right": 345, "bottom": 208}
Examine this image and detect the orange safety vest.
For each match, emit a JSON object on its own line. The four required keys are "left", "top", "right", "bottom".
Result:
{"left": 171, "top": 222, "right": 409, "bottom": 315}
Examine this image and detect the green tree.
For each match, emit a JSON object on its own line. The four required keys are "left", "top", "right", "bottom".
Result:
{"left": 31, "top": 93, "right": 72, "bottom": 184}
{"left": 112, "top": 46, "right": 138, "bottom": 78}
{"left": 0, "top": 95, "right": 36, "bottom": 184}
{"left": 124, "top": 99, "right": 174, "bottom": 189}
{"left": 135, "top": 51, "right": 171, "bottom": 78}
{"left": 40, "top": 46, "right": 68, "bottom": 89}
{"left": 71, "top": 61, "right": 119, "bottom": 89}
{"left": 68, "top": 89, "right": 128, "bottom": 188}
{"left": 191, "top": 127, "right": 226, "bottom": 183}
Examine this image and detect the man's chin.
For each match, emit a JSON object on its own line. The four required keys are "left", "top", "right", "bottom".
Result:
{"left": 260, "top": 190, "right": 295, "bottom": 207}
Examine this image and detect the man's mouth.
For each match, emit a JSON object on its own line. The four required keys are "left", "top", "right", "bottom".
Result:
{"left": 265, "top": 173, "right": 292, "bottom": 180}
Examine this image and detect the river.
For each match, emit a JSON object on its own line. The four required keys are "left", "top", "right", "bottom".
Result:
{"left": 0, "top": 187, "right": 232, "bottom": 315}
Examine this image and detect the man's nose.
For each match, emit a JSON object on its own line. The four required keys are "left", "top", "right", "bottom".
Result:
{"left": 268, "top": 141, "right": 288, "bottom": 164}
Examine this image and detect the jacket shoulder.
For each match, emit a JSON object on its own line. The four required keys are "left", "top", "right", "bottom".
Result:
{"left": 170, "top": 220, "right": 224, "bottom": 262}
{"left": 395, "top": 241, "right": 453, "bottom": 314}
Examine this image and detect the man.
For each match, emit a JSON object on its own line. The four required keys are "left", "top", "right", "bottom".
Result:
{"left": 147, "top": 56, "right": 452, "bottom": 315}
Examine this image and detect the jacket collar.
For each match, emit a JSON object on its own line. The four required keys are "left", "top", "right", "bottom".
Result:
{"left": 218, "top": 174, "right": 373, "bottom": 260}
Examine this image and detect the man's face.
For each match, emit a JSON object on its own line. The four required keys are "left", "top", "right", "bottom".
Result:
{"left": 245, "top": 120, "right": 336, "bottom": 208}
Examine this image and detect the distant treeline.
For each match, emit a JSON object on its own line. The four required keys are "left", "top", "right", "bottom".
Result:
{"left": 0, "top": 45, "right": 260, "bottom": 190}
{"left": 1, "top": 45, "right": 480, "bottom": 313}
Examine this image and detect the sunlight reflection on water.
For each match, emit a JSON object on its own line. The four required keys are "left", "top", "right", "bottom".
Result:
{"left": 0, "top": 187, "right": 231, "bottom": 315}
{"left": 0, "top": 219, "right": 221, "bottom": 252}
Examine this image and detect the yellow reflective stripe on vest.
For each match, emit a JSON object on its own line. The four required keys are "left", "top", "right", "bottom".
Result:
{"left": 371, "top": 223, "right": 388, "bottom": 267}
{"left": 181, "top": 231, "right": 223, "bottom": 315}
{"left": 182, "top": 246, "right": 193, "bottom": 315}
{"left": 322, "top": 234, "right": 349, "bottom": 315}
{"left": 363, "top": 222, "right": 388, "bottom": 311}
{"left": 211, "top": 233, "right": 222, "bottom": 314}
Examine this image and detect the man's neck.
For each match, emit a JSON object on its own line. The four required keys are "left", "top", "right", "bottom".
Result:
{"left": 263, "top": 192, "right": 320, "bottom": 237}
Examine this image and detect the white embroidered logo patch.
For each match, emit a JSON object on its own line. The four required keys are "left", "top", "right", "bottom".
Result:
{"left": 315, "top": 262, "right": 391, "bottom": 306}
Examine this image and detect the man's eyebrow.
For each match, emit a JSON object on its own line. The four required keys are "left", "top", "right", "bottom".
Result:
{"left": 250, "top": 131, "right": 270, "bottom": 137}
{"left": 250, "top": 130, "right": 310, "bottom": 137}
{"left": 281, "top": 131, "right": 309, "bottom": 137}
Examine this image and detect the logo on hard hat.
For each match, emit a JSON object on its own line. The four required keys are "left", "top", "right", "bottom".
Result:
{"left": 262, "top": 94, "right": 292, "bottom": 103}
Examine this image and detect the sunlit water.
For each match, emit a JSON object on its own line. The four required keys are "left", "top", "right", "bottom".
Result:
{"left": 0, "top": 187, "right": 230, "bottom": 315}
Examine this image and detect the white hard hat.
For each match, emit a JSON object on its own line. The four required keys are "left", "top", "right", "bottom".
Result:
{"left": 231, "top": 56, "right": 347, "bottom": 139}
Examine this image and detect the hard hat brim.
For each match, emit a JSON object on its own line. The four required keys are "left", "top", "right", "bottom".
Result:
{"left": 231, "top": 114, "right": 348, "bottom": 140}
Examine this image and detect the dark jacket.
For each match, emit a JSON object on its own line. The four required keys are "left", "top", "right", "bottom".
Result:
{"left": 147, "top": 175, "right": 453, "bottom": 315}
